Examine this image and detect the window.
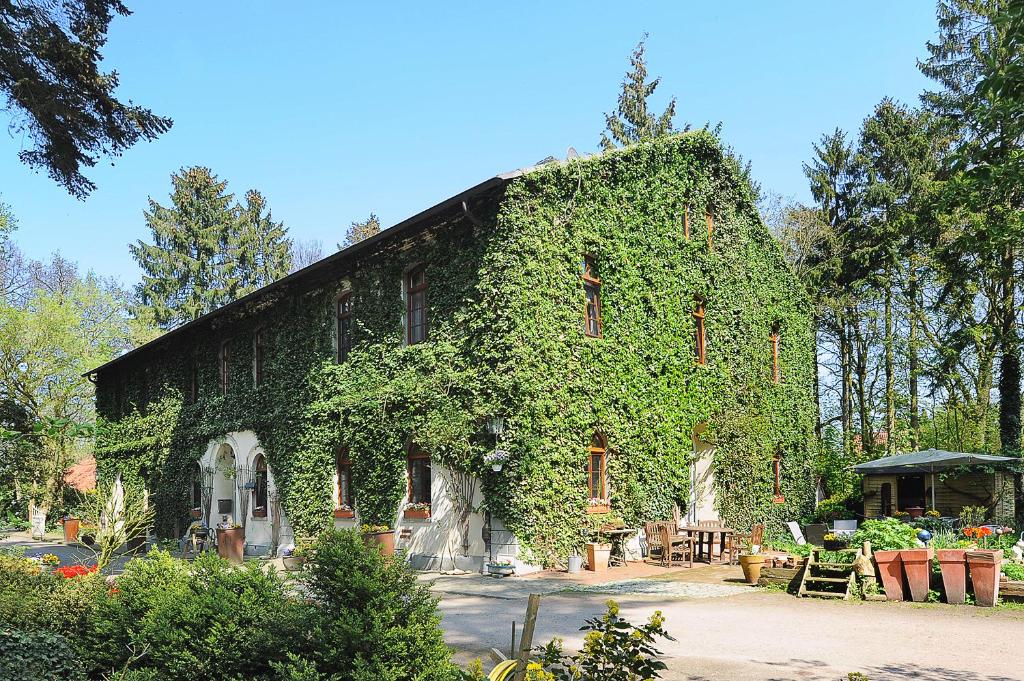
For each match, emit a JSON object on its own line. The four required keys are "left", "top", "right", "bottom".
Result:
{"left": 587, "top": 434, "right": 608, "bottom": 512}
{"left": 337, "top": 292, "right": 353, "bottom": 362}
{"left": 770, "top": 322, "right": 781, "bottom": 384}
{"left": 880, "top": 482, "right": 893, "bottom": 516}
{"left": 582, "top": 256, "right": 602, "bottom": 338}
{"left": 693, "top": 299, "right": 707, "bottom": 365}
{"left": 406, "top": 266, "right": 428, "bottom": 345}
{"left": 254, "top": 327, "right": 265, "bottom": 387}
{"left": 191, "top": 463, "right": 203, "bottom": 510}
{"left": 705, "top": 211, "right": 714, "bottom": 250}
{"left": 219, "top": 341, "right": 231, "bottom": 395}
{"left": 252, "top": 454, "right": 268, "bottom": 518}
{"left": 336, "top": 447, "right": 354, "bottom": 516}
{"left": 684, "top": 205, "right": 691, "bottom": 240}
{"left": 772, "top": 454, "right": 784, "bottom": 503}
{"left": 407, "top": 446, "right": 431, "bottom": 506}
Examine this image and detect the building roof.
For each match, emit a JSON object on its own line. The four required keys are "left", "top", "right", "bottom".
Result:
{"left": 64, "top": 456, "right": 96, "bottom": 492}
{"left": 852, "top": 449, "right": 1019, "bottom": 475}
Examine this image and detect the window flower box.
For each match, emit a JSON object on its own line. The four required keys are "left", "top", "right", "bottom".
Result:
{"left": 334, "top": 507, "right": 355, "bottom": 519}
{"left": 404, "top": 503, "right": 431, "bottom": 520}
{"left": 586, "top": 498, "right": 610, "bottom": 514}
{"left": 252, "top": 506, "right": 267, "bottom": 519}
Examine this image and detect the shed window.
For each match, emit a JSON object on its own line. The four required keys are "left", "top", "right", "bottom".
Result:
{"left": 693, "top": 299, "right": 707, "bottom": 365}
{"left": 407, "top": 446, "right": 431, "bottom": 505}
{"left": 582, "top": 256, "right": 602, "bottom": 338}
{"left": 219, "top": 341, "right": 230, "bottom": 395}
{"left": 253, "top": 454, "right": 268, "bottom": 518}
{"left": 406, "top": 266, "right": 428, "bottom": 345}
{"left": 772, "top": 454, "right": 784, "bottom": 503}
{"left": 337, "top": 292, "right": 353, "bottom": 362}
{"left": 336, "top": 447, "right": 354, "bottom": 510}
{"left": 254, "top": 327, "right": 265, "bottom": 387}
{"left": 771, "top": 322, "right": 781, "bottom": 384}
{"left": 587, "top": 433, "right": 608, "bottom": 511}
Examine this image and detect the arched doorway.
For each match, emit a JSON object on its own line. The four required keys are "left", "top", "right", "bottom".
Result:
{"left": 213, "top": 443, "right": 237, "bottom": 524}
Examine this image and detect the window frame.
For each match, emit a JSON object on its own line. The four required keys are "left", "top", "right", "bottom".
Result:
{"left": 705, "top": 211, "right": 714, "bottom": 250}
{"left": 586, "top": 433, "right": 609, "bottom": 513}
{"left": 684, "top": 205, "right": 691, "bottom": 240}
{"left": 336, "top": 292, "right": 353, "bottom": 362}
{"left": 253, "top": 327, "right": 265, "bottom": 387}
{"left": 188, "top": 358, "right": 199, "bottom": 403}
{"left": 406, "top": 445, "right": 431, "bottom": 507}
{"left": 770, "top": 322, "right": 781, "bottom": 384}
{"left": 252, "top": 454, "right": 268, "bottom": 518}
{"left": 219, "top": 340, "right": 231, "bottom": 396}
{"left": 335, "top": 447, "right": 354, "bottom": 518}
{"left": 406, "top": 265, "right": 428, "bottom": 345}
{"left": 191, "top": 462, "right": 203, "bottom": 511}
{"left": 693, "top": 299, "right": 707, "bottom": 366}
{"left": 582, "top": 256, "right": 603, "bottom": 338}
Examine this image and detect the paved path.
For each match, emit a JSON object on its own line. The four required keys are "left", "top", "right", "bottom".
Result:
{"left": 432, "top": 580, "right": 1024, "bottom": 680}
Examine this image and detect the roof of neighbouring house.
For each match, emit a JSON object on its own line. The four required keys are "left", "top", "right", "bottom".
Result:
{"left": 852, "top": 449, "right": 1020, "bottom": 475}
{"left": 64, "top": 456, "right": 96, "bottom": 492}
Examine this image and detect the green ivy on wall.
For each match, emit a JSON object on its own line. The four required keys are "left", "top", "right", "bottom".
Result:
{"left": 95, "top": 131, "right": 819, "bottom": 563}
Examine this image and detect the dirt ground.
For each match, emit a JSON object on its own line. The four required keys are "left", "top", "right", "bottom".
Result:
{"left": 434, "top": 578, "right": 1024, "bottom": 681}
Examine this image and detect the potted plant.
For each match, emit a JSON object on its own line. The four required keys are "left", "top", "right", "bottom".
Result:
{"left": 937, "top": 546, "right": 970, "bottom": 604}
{"left": 190, "top": 507, "right": 203, "bottom": 520}
{"left": 967, "top": 548, "right": 1004, "bottom": 607}
{"left": 822, "top": 533, "right": 847, "bottom": 551}
{"left": 738, "top": 537, "right": 766, "bottom": 584}
{"left": 217, "top": 522, "right": 245, "bottom": 564}
{"left": 361, "top": 524, "right": 395, "bottom": 556}
{"left": 404, "top": 502, "right": 431, "bottom": 520}
{"left": 334, "top": 503, "right": 355, "bottom": 519}
{"left": 37, "top": 553, "right": 60, "bottom": 573}
{"left": 586, "top": 540, "right": 612, "bottom": 572}
{"left": 487, "top": 560, "right": 515, "bottom": 577}
{"left": 484, "top": 448, "right": 511, "bottom": 473}
{"left": 852, "top": 518, "right": 919, "bottom": 601}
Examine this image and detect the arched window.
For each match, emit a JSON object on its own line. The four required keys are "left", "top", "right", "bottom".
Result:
{"left": 582, "top": 256, "right": 602, "bottom": 338}
{"left": 772, "top": 454, "right": 784, "bottom": 503}
{"left": 252, "top": 454, "right": 268, "bottom": 518}
{"left": 587, "top": 434, "right": 608, "bottom": 512}
{"left": 407, "top": 445, "right": 431, "bottom": 506}
{"left": 336, "top": 447, "right": 354, "bottom": 517}
{"left": 693, "top": 298, "right": 707, "bottom": 365}
{"left": 406, "top": 266, "right": 428, "bottom": 345}
{"left": 770, "top": 321, "right": 781, "bottom": 384}
{"left": 337, "top": 292, "right": 353, "bottom": 362}
{"left": 705, "top": 211, "right": 714, "bottom": 250}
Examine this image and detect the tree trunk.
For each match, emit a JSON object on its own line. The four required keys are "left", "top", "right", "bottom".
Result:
{"left": 840, "top": 309, "right": 854, "bottom": 457}
{"left": 813, "top": 322, "right": 823, "bottom": 440}
{"left": 998, "top": 245, "right": 1021, "bottom": 453}
{"left": 907, "top": 250, "right": 920, "bottom": 450}
{"left": 884, "top": 281, "right": 896, "bottom": 455}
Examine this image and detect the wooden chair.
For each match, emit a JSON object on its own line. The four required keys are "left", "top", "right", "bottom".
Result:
{"left": 659, "top": 524, "right": 694, "bottom": 568}
{"left": 728, "top": 522, "right": 764, "bottom": 565}
{"left": 643, "top": 522, "right": 662, "bottom": 561}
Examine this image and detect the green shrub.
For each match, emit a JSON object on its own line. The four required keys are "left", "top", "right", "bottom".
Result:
{"left": 809, "top": 496, "right": 854, "bottom": 523}
{"left": 0, "top": 629, "right": 84, "bottom": 681}
{"left": 300, "top": 529, "right": 458, "bottom": 680}
{"left": 852, "top": 518, "right": 918, "bottom": 552}
{"left": 1002, "top": 562, "right": 1024, "bottom": 581}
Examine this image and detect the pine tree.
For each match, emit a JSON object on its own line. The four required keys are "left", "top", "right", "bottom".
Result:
{"left": 600, "top": 36, "right": 680, "bottom": 151}
{"left": 130, "top": 167, "right": 237, "bottom": 329}
{"left": 233, "top": 190, "right": 292, "bottom": 294}
{"left": 339, "top": 213, "right": 381, "bottom": 249}
{"left": 0, "top": 1, "right": 172, "bottom": 198}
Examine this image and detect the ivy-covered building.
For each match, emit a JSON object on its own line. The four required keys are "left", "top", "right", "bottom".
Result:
{"left": 90, "top": 132, "right": 819, "bottom": 569}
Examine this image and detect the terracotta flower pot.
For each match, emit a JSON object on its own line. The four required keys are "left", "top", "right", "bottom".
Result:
{"left": 739, "top": 554, "right": 766, "bottom": 584}
{"left": 362, "top": 530, "right": 395, "bottom": 556}
{"left": 899, "top": 548, "right": 933, "bottom": 602}
{"left": 217, "top": 527, "right": 245, "bottom": 565}
{"left": 936, "top": 549, "right": 968, "bottom": 604}
{"left": 966, "top": 549, "right": 1003, "bottom": 607}
{"left": 906, "top": 507, "right": 924, "bottom": 519}
{"left": 586, "top": 542, "right": 611, "bottom": 572}
{"left": 873, "top": 550, "right": 904, "bottom": 601}
{"left": 61, "top": 517, "right": 80, "bottom": 543}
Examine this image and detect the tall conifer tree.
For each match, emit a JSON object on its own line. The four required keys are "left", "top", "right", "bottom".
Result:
{"left": 234, "top": 190, "right": 292, "bottom": 294}
{"left": 600, "top": 36, "right": 679, "bottom": 151}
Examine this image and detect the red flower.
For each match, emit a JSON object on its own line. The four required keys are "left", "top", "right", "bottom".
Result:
{"left": 54, "top": 564, "right": 98, "bottom": 579}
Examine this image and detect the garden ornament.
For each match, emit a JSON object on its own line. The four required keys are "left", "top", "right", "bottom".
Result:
{"left": 1013, "top": 532, "right": 1024, "bottom": 562}
{"left": 916, "top": 529, "right": 932, "bottom": 545}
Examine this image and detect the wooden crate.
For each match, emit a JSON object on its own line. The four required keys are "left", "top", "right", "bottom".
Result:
{"left": 758, "top": 566, "right": 804, "bottom": 593}
{"left": 1001, "top": 580, "right": 1024, "bottom": 598}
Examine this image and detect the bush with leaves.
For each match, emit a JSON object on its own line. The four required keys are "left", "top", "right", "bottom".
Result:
{"left": 0, "top": 629, "right": 85, "bottom": 681}
{"left": 300, "top": 529, "right": 459, "bottom": 681}
{"left": 852, "top": 518, "right": 918, "bottom": 552}
{"left": 533, "top": 600, "right": 674, "bottom": 681}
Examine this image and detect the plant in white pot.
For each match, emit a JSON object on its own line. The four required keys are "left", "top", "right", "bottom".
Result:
{"left": 484, "top": 448, "right": 511, "bottom": 472}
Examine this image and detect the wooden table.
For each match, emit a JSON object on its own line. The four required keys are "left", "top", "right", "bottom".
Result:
{"left": 678, "top": 525, "right": 735, "bottom": 564}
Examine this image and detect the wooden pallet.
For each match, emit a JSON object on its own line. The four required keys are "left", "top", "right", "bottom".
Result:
{"left": 797, "top": 549, "right": 858, "bottom": 600}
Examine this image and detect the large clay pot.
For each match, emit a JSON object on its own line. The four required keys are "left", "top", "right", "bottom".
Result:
{"left": 899, "top": 547, "right": 934, "bottom": 603}
{"left": 936, "top": 549, "right": 968, "bottom": 604}
{"left": 873, "top": 550, "right": 904, "bottom": 601}
{"left": 966, "top": 549, "right": 1003, "bottom": 607}
{"left": 362, "top": 530, "right": 395, "bottom": 556}
{"left": 586, "top": 542, "right": 611, "bottom": 572}
{"left": 906, "top": 507, "right": 924, "bottom": 519}
{"left": 61, "top": 517, "right": 80, "bottom": 543}
{"left": 739, "top": 554, "right": 766, "bottom": 584}
{"left": 217, "top": 527, "right": 245, "bottom": 565}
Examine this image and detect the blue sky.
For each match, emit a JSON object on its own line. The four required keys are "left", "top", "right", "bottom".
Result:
{"left": 0, "top": 1, "right": 937, "bottom": 284}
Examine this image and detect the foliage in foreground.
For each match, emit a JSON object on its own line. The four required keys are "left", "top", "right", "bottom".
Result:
{"left": 851, "top": 518, "right": 919, "bottom": 552}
